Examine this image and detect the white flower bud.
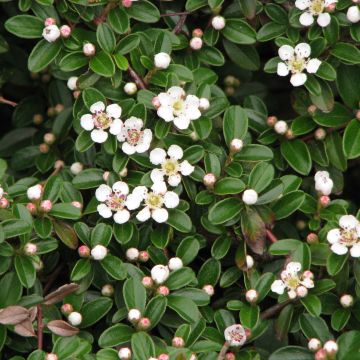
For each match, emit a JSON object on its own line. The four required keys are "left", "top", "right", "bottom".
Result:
{"left": 27, "top": 184, "right": 43, "bottom": 200}
{"left": 308, "top": 338, "right": 322, "bottom": 352}
{"left": 83, "top": 42, "right": 96, "bottom": 56}
{"left": 118, "top": 347, "right": 132, "bottom": 360}
{"left": 168, "top": 257, "right": 183, "bottom": 271}
{"left": 245, "top": 289, "right": 258, "bottom": 303}
{"left": 24, "top": 243, "right": 37, "bottom": 255}
{"left": 212, "top": 16, "right": 226, "bottom": 30}
{"left": 347, "top": 5, "right": 360, "bottom": 23}
{"left": 68, "top": 311, "right": 82, "bottom": 326}
{"left": 296, "top": 285, "right": 308, "bottom": 298}
{"left": 340, "top": 294, "right": 354, "bottom": 308}
{"left": 119, "top": 167, "right": 128, "bottom": 177}
{"left": 199, "top": 98, "right": 210, "bottom": 111}
{"left": 70, "top": 162, "right": 83, "bottom": 175}
{"left": 124, "top": 82, "right": 137, "bottom": 95}
{"left": 246, "top": 255, "right": 254, "bottom": 269}
{"left": 202, "top": 284, "right": 214, "bottom": 296}
{"left": 91, "top": 245, "right": 108, "bottom": 260}
{"left": 128, "top": 308, "right": 141, "bottom": 322}
{"left": 242, "top": 189, "right": 258, "bottom": 205}
{"left": 151, "top": 264, "right": 170, "bottom": 284}
{"left": 67, "top": 76, "right": 78, "bottom": 91}
{"left": 126, "top": 247, "right": 139, "bottom": 261}
{"left": 101, "top": 284, "right": 114, "bottom": 297}
{"left": 323, "top": 340, "right": 338, "bottom": 355}
{"left": 274, "top": 120, "right": 288, "bottom": 135}
{"left": 190, "top": 37, "right": 203, "bottom": 50}
{"left": 230, "top": 138, "right": 243, "bottom": 153}
{"left": 42, "top": 25, "right": 61, "bottom": 43}
{"left": 45, "top": 353, "right": 58, "bottom": 360}
{"left": 154, "top": 52, "right": 171, "bottom": 69}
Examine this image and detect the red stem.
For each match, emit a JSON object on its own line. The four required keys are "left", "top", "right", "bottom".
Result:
{"left": 37, "top": 305, "right": 43, "bottom": 350}
{"left": 173, "top": 14, "right": 187, "bottom": 34}
{"left": 266, "top": 229, "right": 278, "bottom": 243}
{"left": 127, "top": 65, "right": 147, "bottom": 90}
{"left": 161, "top": 11, "right": 190, "bottom": 17}
{"left": 0, "top": 96, "right": 17, "bottom": 107}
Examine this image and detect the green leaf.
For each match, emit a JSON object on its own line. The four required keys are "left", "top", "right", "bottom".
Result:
{"left": 108, "top": 7, "right": 129, "bottom": 34}
{"left": 336, "top": 65, "right": 360, "bottom": 108}
{"left": 257, "top": 22, "right": 286, "bottom": 41}
{"left": 272, "top": 191, "right": 305, "bottom": 220}
{"left": 59, "top": 52, "right": 88, "bottom": 72}
{"left": 300, "top": 295, "right": 322, "bottom": 317}
{"left": 223, "top": 105, "right": 249, "bottom": 146}
{"left": 166, "top": 209, "right": 192, "bottom": 233}
{"left": 222, "top": 19, "right": 257, "bottom": 44}
{"left": 337, "top": 330, "right": 360, "bottom": 360}
{"left": 123, "top": 278, "right": 146, "bottom": 312}
{"left": 73, "top": 169, "right": 104, "bottom": 189}
{"left": 327, "top": 252, "right": 348, "bottom": 276}
{"left": 144, "top": 296, "right": 167, "bottom": 329}
{"left": 248, "top": 162, "right": 274, "bottom": 193}
{"left": 126, "top": 0, "right": 160, "bottom": 23}
{"left": 208, "top": 198, "right": 242, "bottom": 225}
{"left": 71, "top": 259, "right": 91, "bottom": 282}
{"left": 53, "top": 220, "right": 78, "bottom": 250}
{"left": 330, "top": 43, "right": 360, "bottom": 64}
{"left": 343, "top": 119, "right": 360, "bottom": 159}
{"left": 281, "top": 140, "right": 312, "bottom": 175}
{"left": 5, "top": 15, "right": 43, "bottom": 38}
{"left": 234, "top": 144, "right": 273, "bottom": 161}
{"left": 96, "top": 23, "right": 116, "bottom": 53}
{"left": 100, "top": 254, "right": 127, "bottom": 280}
{"left": 28, "top": 39, "right": 61, "bottom": 72}
{"left": 331, "top": 308, "right": 351, "bottom": 331}
{"left": 167, "top": 295, "right": 201, "bottom": 323}
{"left": 131, "top": 332, "right": 155, "bottom": 360}
{"left": 240, "top": 303, "right": 259, "bottom": 328}
{"left": 98, "top": 324, "right": 134, "bottom": 347}
{"left": 186, "top": 0, "right": 207, "bottom": 11}
{"left": 34, "top": 218, "right": 52, "bottom": 239}
{"left": 214, "top": 177, "right": 246, "bottom": 195}
{"left": 49, "top": 203, "right": 81, "bottom": 220}
{"left": 90, "top": 51, "right": 115, "bottom": 77}
{"left": 269, "top": 346, "right": 313, "bottom": 360}
{"left": 15, "top": 255, "right": 36, "bottom": 288}
{"left": 91, "top": 223, "right": 112, "bottom": 247}
{"left": 80, "top": 298, "right": 113, "bottom": 328}
{"left": 82, "top": 87, "right": 106, "bottom": 109}
{"left": 2, "top": 219, "right": 31, "bottom": 238}
{"left": 299, "top": 313, "right": 331, "bottom": 342}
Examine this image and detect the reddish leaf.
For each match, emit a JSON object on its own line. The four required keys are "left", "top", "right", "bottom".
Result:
{"left": 53, "top": 220, "right": 78, "bottom": 250}
{"left": 44, "top": 283, "right": 80, "bottom": 305}
{"left": 0, "top": 306, "right": 29, "bottom": 325}
{"left": 47, "top": 320, "right": 79, "bottom": 336}
{"left": 14, "top": 319, "right": 36, "bottom": 337}
{"left": 241, "top": 208, "right": 266, "bottom": 255}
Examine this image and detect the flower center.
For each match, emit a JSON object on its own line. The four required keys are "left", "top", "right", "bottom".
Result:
{"left": 161, "top": 159, "right": 179, "bottom": 176}
{"left": 229, "top": 327, "right": 245, "bottom": 343}
{"left": 310, "top": 0, "right": 324, "bottom": 14}
{"left": 127, "top": 129, "right": 143, "bottom": 145}
{"left": 105, "top": 193, "right": 126, "bottom": 211}
{"left": 340, "top": 229, "right": 359, "bottom": 246}
{"left": 94, "top": 112, "right": 112, "bottom": 129}
{"left": 285, "top": 276, "right": 300, "bottom": 290}
{"left": 289, "top": 58, "right": 306, "bottom": 73}
{"left": 145, "top": 192, "right": 163, "bottom": 209}
{"left": 172, "top": 100, "right": 184, "bottom": 115}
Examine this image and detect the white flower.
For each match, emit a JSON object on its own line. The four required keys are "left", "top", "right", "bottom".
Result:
{"left": 154, "top": 52, "right": 171, "bottom": 69}
{"left": 0, "top": 186, "right": 4, "bottom": 199}
{"left": 67, "top": 76, "right": 78, "bottom": 91}
{"left": 95, "top": 182, "right": 136, "bottom": 224}
{"left": 149, "top": 145, "right": 194, "bottom": 187}
{"left": 70, "top": 162, "right": 83, "bottom": 175}
{"left": 277, "top": 43, "right": 321, "bottom": 87}
{"left": 124, "top": 82, "right": 137, "bottom": 95}
{"left": 27, "top": 184, "right": 42, "bottom": 200}
{"left": 212, "top": 15, "right": 226, "bottom": 30}
{"left": 151, "top": 264, "right": 170, "bottom": 284}
{"left": 156, "top": 86, "right": 202, "bottom": 129}
{"left": 271, "top": 262, "right": 314, "bottom": 299}
{"left": 314, "top": 170, "right": 333, "bottom": 195}
{"left": 168, "top": 257, "right": 183, "bottom": 271}
{"left": 132, "top": 182, "right": 179, "bottom": 223}
{"left": 42, "top": 25, "right": 60, "bottom": 42}
{"left": 347, "top": 5, "right": 360, "bottom": 23}
{"left": 327, "top": 215, "right": 360, "bottom": 257}
{"left": 242, "top": 189, "right": 258, "bottom": 205}
{"left": 80, "top": 101, "right": 123, "bottom": 143}
{"left": 274, "top": 120, "right": 288, "bottom": 135}
{"left": 224, "top": 324, "right": 247, "bottom": 347}
{"left": 126, "top": 247, "right": 139, "bottom": 261}
{"left": 295, "top": 0, "right": 337, "bottom": 27}
{"left": 128, "top": 308, "right": 141, "bottom": 322}
{"left": 68, "top": 312, "right": 82, "bottom": 326}
{"left": 117, "top": 117, "right": 152, "bottom": 155}
{"left": 91, "top": 245, "right": 108, "bottom": 261}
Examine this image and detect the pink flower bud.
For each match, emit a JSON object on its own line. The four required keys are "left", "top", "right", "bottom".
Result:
{"left": 158, "top": 354, "right": 169, "bottom": 360}
{"left": 33, "top": 114, "right": 44, "bottom": 125}
{"left": 314, "top": 128, "right": 326, "bottom": 141}
{"left": 340, "top": 294, "right": 354, "bottom": 308}
{"left": 55, "top": 104, "right": 64, "bottom": 114}
{"left": 320, "top": 195, "right": 330, "bottom": 207}
{"left": 103, "top": 171, "right": 110, "bottom": 181}
{"left": 44, "top": 133, "right": 56, "bottom": 145}
{"left": 152, "top": 96, "right": 161, "bottom": 109}
{"left": 40, "top": 199, "right": 53, "bottom": 213}
{"left": 73, "top": 90, "right": 81, "bottom": 99}
{"left": 244, "top": 328, "right": 251, "bottom": 338}
{"left": 192, "top": 28, "right": 203, "bottom": 37}
{"left": 122, "top": 0, "right": 133, "bottom": 7}
{"left": 71, "top": 201, "right": 83, "bottom": 209}
{"left": 190, "top": 37, "right": 203, "bottom": 50}
{"left": 138, "top": 250, "right": 149, "bottom": 262}
{"left": 39, "top": 143, "right": 50, "bottom": 154}
{"left": 306, "top": 233, "right": 318, "bottom": 244}
{"left": 230, "top": 138, "right": 243, "bottom": 153}
{"left": 356, "top": 110, "right": 360, "bottom": 121}
{"left": 61, "top": 303, "right": 74, "bottom": 316}
{"left": 118, "top": 347, "right": 132, "bottom": 360}
{"left": 296, "top": 285, "right": 308, "bottom": 298}
{"left": 202, "top": 284, "right": 214, "bottom": 296}
{"left": 267, "top": 116, "right": 278, "bottom": 127}
{"left": 203, "top": 173, "right": 216, "bottom": 188}
{"left": 101, "top": 284, "right": 114, "bottom": 297}
{"left": 172, "top": 336, "right": 185, "bottom": 348}
{"left": 26, "top": 203, "right": 37, "bottom": 214}
{"left": 308, "top": 104, "right": 317, "bottom": 115}
{"left": 137, "top": 317, "right": 151, "bottom": 330}
{"left": 315, "top": 349, "right": 327, "bottom": 360}
{"left": 142, "top": 276, "right": 153, "bottom": 288}
{"left": 60, "top": 25, "right": 71, "bottom": 38}
{"left": 157, "top": 286, "right": 170, "bottom": 296}
{"left": 83, "top": 43, "right": 96, "bottom": 57}
{"left": 303, "top": 270, "right": 314, "bottom": 279}
{"left": 325, "top": 3, "right": 336, "bottom": 11}
{"left": 44, "top": 18, "right": 56, "bottom": 26}
{"left": 245, "top": 289, "right": 258, "bottom": 304}
{"left": 0, "top": 198, "right": 9, "bottom": 209}
{"left": 78, "top": 245, "right": 90, "bottom": 258}
{"left": 24, "top": 243, "right": 37, "bottom": 255}
{"left": 225, "top": 353, "right": 235, "bottom": 360}
{"left": 54, "top": 160, "right": 64, "bottom": 170}
{"left": 45, "top": 353, "right": 58, "bottom": 360}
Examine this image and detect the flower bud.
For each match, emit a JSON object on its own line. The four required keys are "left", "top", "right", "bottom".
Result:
{"left": 27, "top": 184, "right": 43, "bottom": 200}
{"left": 67, "top": 76, "right": 78, "bottom": 91}
{"left": 128, "top": 308, "right": 141, "bottom": 323}
{"left": 172, "top": 336, "right": 185, "bottom": 348}
{"left": 103, "top": 171, "right": 110, "bottom": 181}
{"left": 126, "top": 247, "right": 139, "bottom": 261}
{"left": 73, "top": 90, "right": 81, "bottom": 99}
{"left": 44, "top": 18, "right": 56, "bottom": 26}
{"left": 47, "top": 107, "right": 56, "bottom": 117}
{"left": 156, "top": 286, "right": 170, "bottom": 296}
{"left": 45, "top": 353, "right": 58, "bottom": 360}
{"left": 306, "top": 233, "right": 318, "bottom": 244}
{"left": 0, "top": 198, "right": 9, "bottom": 209}
{"left": 274, "top": 120, "right": 288, "bottom": 135}
{"left": 323, "top": 340, "right": 338, "bottom": 355}
{"left": 91, "top": 245, "right": 108, "bottom": 260}
{"left": 142, "top": 276, "right": 153, "bottom": 288}
{"left": 151, "top": 264, "right": 170, "bottom": 284}
{"left": 158, "top": 354, "right": 169, "bottom": 360}
{"left": 199, "top": 97, "right": 210, "bottom": 111}
{"left": 285, "top": 129, "right": 294, "bottom": 140}
{"left": 356, "top": 110, "right": 360, "bottom": 121}
{"left": 24, "top": 243, "right": 37, "bottom": 255}
{"left": 54, "top": 160, "right": 64, "bottom": 171}
{"left": 137, "top": 317, "right": 151, "bottom": 330}
{"left": 225, "top": 86, "right": 235, "bottom": 96}
{"left": 42, "top": 25, "right": 60, "bottom": 43}
{"left": 314, "top": 128, "right": 327, "bottom": 141}
{"left": 246, "top": 255, "right": 254, "bottom": 269}
{"left": 138, "top": 250, "right": 149, "bottom": 262}
{"left": 325, "top": 2, "right": 336, "bottom": 11}
{"left": 303, "top": 270, "right": 314, "bottom": 279}
{"left": 68, "top": 311, "right": 82, "bottom": 326}
{"left": 55, "top": 104, "right": 64, "bottom": 114}
{"left": 101, "top": 284, "right": 114, "bottom": 297}
{"left": 319, "top": 195, "right": 330, "bottom": 207}
{"left": 40, "top": 199, "right": 53, "bottom": 213}
{"left": 267, "top": 116, "right": 278, "bottom": 127}
{"left": 315, "top": 349, "right": 327, "bottom": 360}
{"left": 60, "top": 25, "right": 71, "bottom": 38}
{"left": 347, "top": 5, "right": 360, "bottom": 23}
{"left": 154, "top": 52, "right": 171, "bottom": 69}
{"left": 118, "top": 347, "right": 132, "bottom": 360}
{"left": 308, "top": 104, "right": 317, "bottom": 115}
{"left": 152, "top": 96, "right": 161, "bottom": 109}
{"left": 340, "top": 294, "right": 354, "bottom": 308}
{"left": 168, "top": 257, "right": 183, "bottom": 271}
{"left": 202, "top": 284, "right": 214, "bottom": 296}
{"left": 33, "top": 114, "right": 44, "bottom": 125}
{"left": 44, "top": 133, "right": 56, "bottom": 145}
{"left": 119, "top": 167, "right": 128, "bottom": 177}
{"left": 122, "top": 0, "right": 133, "bottom": 7}
{"left": 39, "top": 143, "right": 50, "bottom": 154}
{"left": 242, "top": 189, "right": 258, "bottom": 205}
{"left": 189, "top": 354, "right": 197, "bottom": 360}
{"left": 230, "top": 138, "right": 243, "bottom": 153}
{"left": 203, "top": 173, "right": 216, "bottom": 189}
{"left": 26, "top": 203, "right": 37, "bottom": 214}
{"left": 83, "top": 42, "right": 96, "bottom": 57}
{"left": 245, "top": 289, "right": 258, "bottom": 304}
{"left": 307, "top": 338, "right": 321, "bottom": 352}
{"left": 70, "top": 162, "right": 83, "bottom": 175}
{"left": 212, "top": 15, "right": 226, "bottom": 30}
{"left": 71, "top": 201, "right": 83, "bottom": 209}
{"left": 61, "top": 303, "right": 73, "bottom": 316}
{"left": 124, "top": 82, "right": 137, "bottom": 95}
{"left": 192, "top": 28, "right": 203, "bottom": 37}
{"left": 225, "top": 353, "right": 236, "bottom": 360}
{"left": 190, "top": 37, "right": 203, "bottom": 50}
{"left": 33, "top": 259, "right": 44, "bottom": 272}
{"left": 296, "top": 285, "right": 308, "bottom": 298}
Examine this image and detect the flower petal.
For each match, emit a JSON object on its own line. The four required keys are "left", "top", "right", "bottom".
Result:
{"left": 90, "top": 101, "right": 105, "bottom": 114}
{"left": 173, "top": 115, "right": 191, "bottom": 130}
{"left": 80, "top": 114, "right": 94, "bottom": 131}
{"left": 95, "top": 184, "right": 112, "bottom": 202}
{"left": 152, "top": 208, "right": 168, "bottom": 223}
{"left": 299, "top": 12, "right": 314, "bottom": 26}
{"left": 150, "top": 169, "right": 165, "bottom": 184}
{"left": 327, "top": 228, "right": 341, "bottom": 244}
{"left": 295, "top": 0, "right": 311, "bottom": 10}
{"left": 126, "top": 193, "right": 143, "bottom": 210}
{"left": 271, "top": 280, "right": 286, "bottom": 294}
{"left": 150, "top": 148, "right": 167, "bottom": 165}
{"left": 306, "top": 58, "right": 322, "bottom": 73}
{"left": 277, "top": 62, "right": 289, "bottom": 76}
{"left": 339, "top": 215, "right": 358, "bottom": 230}
{"left": 317, "top": 12, "right": 331, "bottom": 27}
{"left": 350, "top": 244, "right": 360, "bottom": 258}
{"left": 106, "top": 103, "right": 122, "bottom": 119}
{"left": 331, "top": 243, "right": 348, "bottom": 255}
{"left": 180, "top": 160, "right": 195, "bottom": 176}
{"left": 163, "top": 191, "right": 179, "bottom": 208}
{"left": 278, "top": 45, "right": 294, "bottom": 60}
{"left": 168, "top": 174, "right": 181, "bottom": 187}
{"left": 167, "top": 144, "right": 183, "bottom": 160}
{"left": 122, "top": 142, "right": 136, "bottom": 155}
{"left": 167, "top": 86, "right": 185, "bottom": 100}
{"left": 157, "top": 106, "right": 174, "bottom": 122}
{"left": 290, "top": 73, "right": 307, "bottom": 87}
{"left": 136, "top": 207, "right": 151, "bottom": 222}
{"left": 109, "top": 119, "right": 123, "bottom": 135}
{"left": 185, "top": 106, "right": 202, "bottom": 120}
{"left": 112, "top": 181, "right": 129, "bottom": 195}
{"left": 113, "top": 209, "right": 130, "bottom": 224}
{"left": 294, "top": 43, "right": 311, "bottom": 58}
{"left": 97, "top": 204, "right": 112, "bottom": 218}
{"left": 124, "top": 116, "right": 143, "bottom": 129}
{"left": 91, "top": 129, "right": 108, "bottom": 143}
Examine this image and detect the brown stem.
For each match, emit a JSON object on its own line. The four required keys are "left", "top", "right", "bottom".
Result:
{"left": 127, "top": 65, "right": 147, "bottom": 90}
{"left": 95, "top": 2, "right": 117, "bottom": 23}
{"left": 37, "top": 305, "right": 43, "bottom": 350}
{"left": 217, "top": 341, "right": 230, "bottom": 360}
{"left": 260, "top": 300, "right": 291, "bottom": 320}
{"left": 0, "top": 96, "right": 17, "bottom": 107}
{"left": 266, "top": 229, "right": 278, "bottom": 243}
{"left": 173, "top": 14, "right": 187, "bottom": 34}
{"left": 161, "top": 11, "right": 191, "bottom": 17}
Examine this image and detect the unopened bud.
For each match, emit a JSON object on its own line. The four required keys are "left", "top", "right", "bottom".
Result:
{"left": 172, "top": 336, "right": 185, "bottom": 348}
{"left": 61, "top": 303, "right": 73, "bottom": 316}
{"left": 230, "top": 138, "right": 243, "bottom": 153}
{"left": 68, "top": 311, "right": 82, "bottom": 326}
{"left": 267, "top": 116, "right": 278, "bottom": 127}
{"left": 319, "top": 195, "right": 330, "bottom": 207}
{"left": 202, "top": 284, "right": 214, "bottom": 296}
{"left": 126, "top": 247, "right": 139, "bottom": 261}
{"left": 138, "top": 250, "right": 149, "bottom": 262}
{"left": 246, "top": 255, "right": 254, "bottom": 269}
{"left": 83, "top": 42, "right": 96, "bottom": 57}
{"left": 55, "top": 104, "right": 64, "bottom": 114}
{"left": 45, "top": 353, "right": 58, "bottom": 360}
{"left": 33, "top": 114, "right": 44, "bottom": 125}
{"left": 142, "top": 276, "right": 153, "bottom": 288}
{"left": 71, "top": 201, "right": 83, "bottom": 209}
{"left": 54, "top": 160, "right": 64, "bottom": 170}
{"left": 340, "top": 294, "right": 354, "bottom": 308}
{"left": 118, "top": 347, "right": 132, "bottom": 360}
{"left": 356, "top": 110, "right": 360, "bottom": 121}
{"left": 73, "top": 90, "right": 81, "bottom": 99}
{"left": 119, "top": 167, "right": 128, "bottom": 177}
{"left": 296, "top": 285, "right": 308, "bottom": 298}
{"left": 225, "top": 86, "right": 235, "bottom": 96}
{"left": 128, "top": 308, "right": 141, "bottom": 323}
{"left": 152, "top": 96, "right": 161, "bottom": 109}
{"left": 0, "top": 198, "right": 9, "bottom": 209}
{"left": 199, "top": 97, "right": 210, "bottom": 111}
{"left": 224, "top": 75, "right": 236, "bottom": 87}
{"left": 24, "top": 243, "right": 37, "bottom": 255}
{"left": 26, "top": 202, "right": 37, "bottom": 214}
{"left": 203, "top": 173, "right": 216, "bottom": 189}
{"left": 307, "top": 233, "right": 318, "bottom": 244}
{"left": 39, "top": 143, "right": 50, "bottom": 154}
{"left": 274, "top": 120, "right": 288, "bottom": 135}
{"left": 124, "top": 82, "right": 137, "bottom": 95}
{"left": 103, "top": 171, "right": 110, "bottom": 181}
{"left": 122, "top": 0, "right": 133, "bottom": 7}
{"left": 190, "top": 37, "right": 203, "bottom": 50}
{"left": 211, "top": 15, "right": 226, "bottom": 30}
{"left": 158, "top": 354, "right": 169, "bottom": 360}
{"left": 245, "top": 289, "right": 258, "bottom": 304}
{"left": 192, "top": 28, "right": 203, "bottom": 37}
{"left": 44, "top": 18, "right": 56, "bottom": 26}
{"left": 156, "top": 286, "right": 170, "bottom": 296}
{"left": 60, "top": 25, "right": 71, "bottom": 38}
{"left": 44, "top": 133, "right": 56, "bottom": 145}
{"left": 323, "top": 340, "right": 338, "bottom": 356}
{"left": 285, "top": 129, "right": 294, "bottom": 139}
{"left": 308, "top": 338, "right": 322, "bottom": 352}
{"left": 315, "top": 349, "right": 327, "bottom": 360}
{"left": 40, "top": 199, "right": 52, "bottom": 212}
{"left": 70, "top": 162, "right": 83, "bottom": 175}
{"left": 225, "top": 353, "right": 236, "bottom": 360}
{"left": 47, "top": 107, "right": 56, "bottom": 117}
{"left": 314, "top": 128, "right": 327, "bottom": 141}
{"left": 101, "top": 284, "right": 114, "bottom": 297}
{"left": 308, "top": 104, "right": 317, "bottom": 115}
{"left": 78, "top": 245, "right": 90, "bottom": 258}
{"left": 325, "top": 2, "right": 336, "bottom": 12}
{"left": 137, "top": 317, "right": 151, "bottom": 330}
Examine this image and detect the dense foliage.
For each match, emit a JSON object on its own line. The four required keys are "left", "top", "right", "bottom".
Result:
{"left": 0, "top": 0, "right": 360, "bottom": 359}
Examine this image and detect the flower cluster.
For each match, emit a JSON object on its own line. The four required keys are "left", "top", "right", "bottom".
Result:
{"left": 295, "top": 0, "right": 337, "bottom": 27}
{"left": 271, "top": 262, "right": 314, "bottom": 299}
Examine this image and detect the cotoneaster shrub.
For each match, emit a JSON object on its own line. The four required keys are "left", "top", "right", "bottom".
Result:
{"left": 0, "top": 0, "right": 360, "bottom": 359}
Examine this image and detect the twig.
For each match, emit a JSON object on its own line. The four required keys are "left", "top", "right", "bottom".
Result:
{"left": 161, "top": 11, "right": 190, "bottom": 17}
{"left": 266, "top": 229, "right": 278, "bottom": 243}
{"left": 217, "top": 341, "right": 230, "bottom": 360}
{"left": 127, "top": 65, "right": 147, "bottom": 90}
{"left": 0, "top": 96, "right": 17, "bottom": 107}
{"left": 95, "top": 2, "right": 117, "bottom": 24}
{"left": 260, "top": 300, "right": 291, "bottom": 320}
{"left": 37, "top": 305, "right": 43, "bottom": 350}
{"left": 173, "top": 14, "right": 187, "bottom": 34}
